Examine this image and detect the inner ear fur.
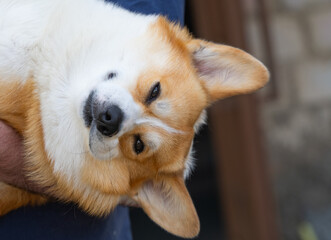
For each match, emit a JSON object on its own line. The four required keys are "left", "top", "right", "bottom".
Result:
{"left": 188, "top": 39, "right": 269, "bottom": 102}
{"left": 133, "top": 176, "right": 200, "bottom": 238}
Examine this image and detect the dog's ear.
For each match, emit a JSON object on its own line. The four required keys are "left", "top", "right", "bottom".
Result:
{"left": 188, "top": 39, "right": 269, "bottom": 102}
{"left": 133, "top": 176, "right": 199, "bottom": 238}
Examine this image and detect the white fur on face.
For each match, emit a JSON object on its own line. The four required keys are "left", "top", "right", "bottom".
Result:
{"left": 89, "top": 123, "right": 120, "bottom": 160}
{"left": 194, "top": 110, "right": 207, "bottom": 133}
{"left": 135, "top": 117, "right": 184, "bottom": 134}
{"left": 144, "top": 132, "right": 162, "bottom": 151}
{"left": 184, "top": 142, "right": 195, "bottom": 179}
{"left": 184, "top": 110, "right": 207, "bottom": 179}
{"left": 154, "top": 100, "right": 172, "bottom": 117}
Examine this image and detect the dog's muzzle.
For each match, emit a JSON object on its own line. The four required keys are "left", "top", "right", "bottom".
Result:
{"left": 83, "top": 91, "right": 124, "bottom": 137}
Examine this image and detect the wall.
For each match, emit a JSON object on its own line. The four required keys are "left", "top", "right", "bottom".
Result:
{"left": 243, "top": 0, "right": 331, "bottom": 239}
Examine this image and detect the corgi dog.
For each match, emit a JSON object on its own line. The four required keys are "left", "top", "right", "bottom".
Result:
{"left": 0, "top": 0, "right": 269, "bottom": 238}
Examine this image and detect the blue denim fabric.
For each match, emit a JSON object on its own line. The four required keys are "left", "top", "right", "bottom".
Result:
{"left": 0, "top": 0, "right": 185, "bottom": 239}
{"left": 107, "top": 0, "right": 185, "bottom": 26}
{"left": 0, "top": 203, "right": 132, "bottom": 240}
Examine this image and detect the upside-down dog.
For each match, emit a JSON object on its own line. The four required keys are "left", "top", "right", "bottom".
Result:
{"left": 0, "top": 0, "right": 269, "bottom": 238}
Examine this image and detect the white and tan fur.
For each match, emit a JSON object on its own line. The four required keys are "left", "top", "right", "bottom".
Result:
{"left": 0, "top": 0, "right": 269, "bottom": 238}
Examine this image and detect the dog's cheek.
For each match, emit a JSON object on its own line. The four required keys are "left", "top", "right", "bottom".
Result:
{"left": 81, "top": 157, "right": 130, "bottom": 195}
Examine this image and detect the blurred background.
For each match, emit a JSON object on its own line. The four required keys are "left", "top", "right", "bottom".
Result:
{"left": 131, "top": 0, "right": 331, "bottom": 239}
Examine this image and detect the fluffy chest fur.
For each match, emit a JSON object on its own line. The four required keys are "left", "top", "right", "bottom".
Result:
{"left": 0, "top": 0, "right": 269, "bottom": 238}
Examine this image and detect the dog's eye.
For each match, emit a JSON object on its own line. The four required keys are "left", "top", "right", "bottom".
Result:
{"left": 134, "top": 135, "right": 145, "bottom": 154}
{"left": 106, "top": 72, "right": 117, "bottom": 80}
{"left": 146, "top": 82, "right": 161, "bottom": 104}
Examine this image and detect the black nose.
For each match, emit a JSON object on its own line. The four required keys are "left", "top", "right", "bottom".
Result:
{"left": 96, "top": 105, "right": 123, "bottom": 137}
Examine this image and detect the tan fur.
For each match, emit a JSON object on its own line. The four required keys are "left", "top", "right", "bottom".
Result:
{"left": 0, "top": 183, "right": 47, "bottom": 216}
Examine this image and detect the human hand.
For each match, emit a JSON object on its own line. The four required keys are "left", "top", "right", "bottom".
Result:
{"left": 0, "top": 121, "right": 41, "bottom": 193}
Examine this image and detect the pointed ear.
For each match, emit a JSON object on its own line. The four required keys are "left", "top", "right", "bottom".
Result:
{"left": 188, "top": 39, "right": 269, "bottom": 102}
{"left": 133, "top": 176, "right": 200, "bottom": 238}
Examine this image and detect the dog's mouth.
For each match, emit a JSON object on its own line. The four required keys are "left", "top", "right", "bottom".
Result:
{"left": 83, "top": 90, "right": 95, "bottom": 127}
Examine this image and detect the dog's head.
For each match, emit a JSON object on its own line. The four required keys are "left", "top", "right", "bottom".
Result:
{"left": 78, "top": 17, "right": 268, "bottom": 238}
